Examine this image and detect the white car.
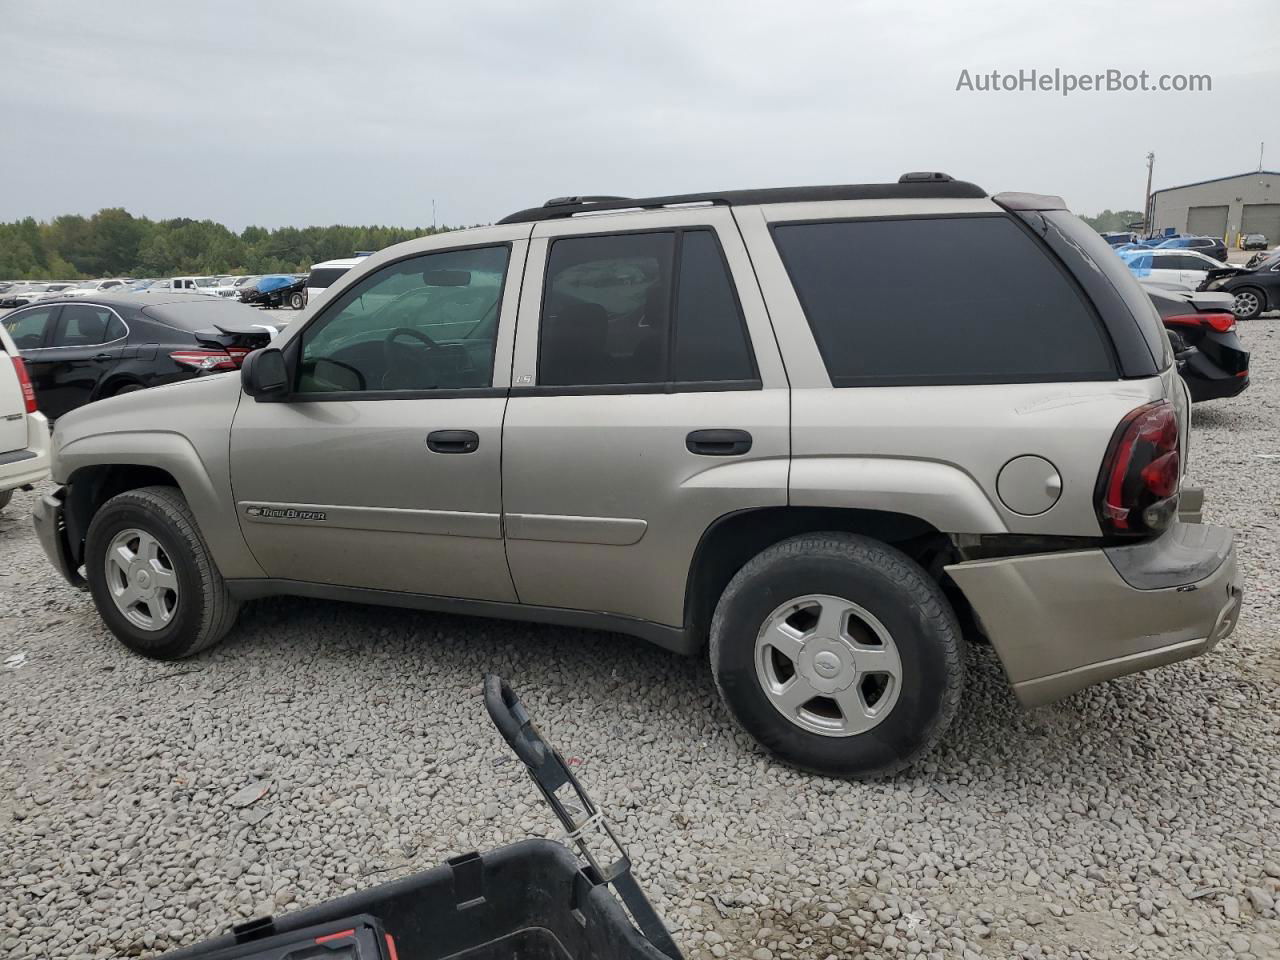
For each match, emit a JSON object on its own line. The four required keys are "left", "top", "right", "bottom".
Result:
{"left": 63, "top": 278, "right": 131, "bottom": 298}
{"left": 0, "top": 321, "right": 50, "bottom": 511}
{"left": 1121, "top": 249, "right": 1226, "bottom": 290}
{"left": 304, "top": 256, "right": 369, "bottom": 308}
{"left": 143, "top": 277, "right": 223, "bottom": 296}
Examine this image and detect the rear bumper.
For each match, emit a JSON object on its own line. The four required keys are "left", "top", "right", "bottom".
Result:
{"left": 0, "top": 412, "right": 50, "bottom": 493}
{"left": 946, "top": 521, "right": 1242, "bottom": 707}
{"left": 31, "top": 485, "right": 85, "bottom": 588}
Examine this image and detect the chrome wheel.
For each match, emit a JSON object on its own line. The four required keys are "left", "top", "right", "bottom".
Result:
{"left": 1232, "top": 290, "right": 1261, "bottom": 318}
{"left": 104, "top": 528, "right": 179, "bottom": 631}
{"left": 755, "top": 593, "right": 903, "bottom": 737}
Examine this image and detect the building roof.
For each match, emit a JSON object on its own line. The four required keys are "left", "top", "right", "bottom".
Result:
{"left": 1151, "top": 170, "right": 1279, "bottom": 197}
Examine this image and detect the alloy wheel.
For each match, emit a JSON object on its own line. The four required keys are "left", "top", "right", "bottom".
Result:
{"left": 754, "top": 593, "right": 903, "bottom": 737}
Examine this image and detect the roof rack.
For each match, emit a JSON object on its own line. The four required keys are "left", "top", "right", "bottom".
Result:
{"left": 497, "top": 174, "right": 985, "bottom": 224}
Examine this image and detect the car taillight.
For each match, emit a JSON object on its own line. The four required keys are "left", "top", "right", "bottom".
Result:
{"left": 12, "top": 356, "right": 37, "bottom": 413}
{"left": 1164, "top": 312, "right": 1235, "bottom": 333}
{"left": 170, "top": 349, "right": 237, "bottom": 371}
{"left": 1096, "top": 401, "right": 1181, "bottom": 536}
{"left": 225, "top": 347, "right": 252, "bottom": 366}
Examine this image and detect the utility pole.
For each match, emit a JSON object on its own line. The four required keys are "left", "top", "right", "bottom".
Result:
{"left": 1260, "top": 142, "right": 1266, "bottom": 172}
{"left": 1143, "top": 152, "right": 1155, "bottom": 236}
{"left": 432, "top": 199, "right": 437, "bottom": 231}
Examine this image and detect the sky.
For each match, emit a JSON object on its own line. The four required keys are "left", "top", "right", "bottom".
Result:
{"left": 1, "top": 0, "right": 1277, "bottom": 230}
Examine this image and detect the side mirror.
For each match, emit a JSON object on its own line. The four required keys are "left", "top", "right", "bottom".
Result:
{"left": 241, "top": 347, "right": 289, "bottom": 400}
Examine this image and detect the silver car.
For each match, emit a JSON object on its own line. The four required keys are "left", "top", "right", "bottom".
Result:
{"left": 32, "top": 175, "right": 1243, "bottom": 777}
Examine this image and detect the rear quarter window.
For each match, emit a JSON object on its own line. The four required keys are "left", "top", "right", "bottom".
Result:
{"left": 772, "top": 216, "right": 1117, "bottom": 386}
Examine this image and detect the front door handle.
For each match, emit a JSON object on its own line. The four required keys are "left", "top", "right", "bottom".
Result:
{"left": 92, "top": 353, "right": 113, "bottom": 362}
{"left": 427, "top": 429, "right": 480, "bottom": 454}
{"left": 686, "top": 429, "right": 752, "bottom": 456}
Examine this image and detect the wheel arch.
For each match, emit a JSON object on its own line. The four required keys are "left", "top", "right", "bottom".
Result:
{"left": 682, "top": 506, "right": 964, "bottom": 654}
{"left": 59, "top": 432, "right": 265, "bottom": 579}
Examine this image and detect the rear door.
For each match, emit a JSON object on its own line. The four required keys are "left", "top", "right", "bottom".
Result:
{"left": 501, "top": 208, "right": 789, "bottom": 628}
{"left": 37, "top": 303, "right": 128, "bottom": 418}
{"left": 1, "top": 304, "right": 60, "bottom": 417}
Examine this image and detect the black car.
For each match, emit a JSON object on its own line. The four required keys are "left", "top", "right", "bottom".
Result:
{"left": 1200, "top": 251, "right": 1280, "bottom": 319}
{"left": 1146, "top": 286, "right": 1249, "bottom": 402}
{"left": 239, "top": 274, "right": 308, "bottom": 310}
{"left": 0, "top": 293, "right": 273, "bottom": 419}
{"left": 1155, "top": 235, "right": 1229, "bottom": 264}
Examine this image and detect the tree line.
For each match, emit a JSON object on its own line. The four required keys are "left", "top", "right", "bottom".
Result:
{"left": 0, "top": 208, "right": 458, "bottom": 280}
{"left": 1, "top": 205, "right": 1141, "bottom": 281}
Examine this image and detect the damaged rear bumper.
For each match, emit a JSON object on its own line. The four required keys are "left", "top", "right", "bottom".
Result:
{"left": 946, "top": 521, "right": 1242, "bottom": 707}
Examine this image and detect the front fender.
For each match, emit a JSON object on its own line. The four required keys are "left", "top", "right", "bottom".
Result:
{"left": 53, "top": 375, "right": 266, "bottom": 579}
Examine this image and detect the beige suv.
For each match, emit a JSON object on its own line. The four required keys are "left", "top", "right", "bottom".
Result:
{"left": 32, "top": 175, "right": 1243, "bottom": 776}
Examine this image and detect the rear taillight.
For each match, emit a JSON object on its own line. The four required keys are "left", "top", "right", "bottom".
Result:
{"left": 11, "top": 356, "right": 37, "bottom": 413}
{"left": 1164, "top": 312, "right": 1236, "bottom": 333}
{"left": 1096, "top": 401, "right": 1181, "bottom": 536}
{"left": 225, "top": 346, "right": 252, "bottom": 366}
{"left": 170, "top": 349, "right": 237, "bottom": 371}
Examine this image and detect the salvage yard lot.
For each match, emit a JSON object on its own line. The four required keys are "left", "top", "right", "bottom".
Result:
{"left": 2, "top": 324, "right": 1279, "bottom": 960}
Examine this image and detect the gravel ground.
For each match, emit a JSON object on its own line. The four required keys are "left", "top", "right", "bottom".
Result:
{"left": 2, "top": 321, "right": 1279, "bottom": 960}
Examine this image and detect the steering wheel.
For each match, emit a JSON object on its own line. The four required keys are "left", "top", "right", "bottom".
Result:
{"left": 384, "top": 326, "right": 439, "bottom": 351}
{"left": 381, "top": 326, "right": 441, "bottom": 390}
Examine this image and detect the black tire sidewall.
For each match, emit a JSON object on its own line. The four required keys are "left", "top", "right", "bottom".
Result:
{"left": 85, "top": 496, "right": 210, "bottom": 659}
{"left": 713, "top": 543, "right": 960, "bottom": 776}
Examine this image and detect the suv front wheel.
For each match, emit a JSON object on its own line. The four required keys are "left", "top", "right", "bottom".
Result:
{"left": 85, "top": 485, "right": 240, "bottom": 660}
{"left": 710, "top": 533, "right": 964, "bottom": 778}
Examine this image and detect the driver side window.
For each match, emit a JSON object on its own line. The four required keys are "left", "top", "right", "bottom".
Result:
{"left": 298, "top": 245, "right": 510, "bottom": 394}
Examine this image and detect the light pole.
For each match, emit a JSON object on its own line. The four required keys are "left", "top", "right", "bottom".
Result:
{"left": 1143, "top": 152, "right": 1155, "bottom": 237}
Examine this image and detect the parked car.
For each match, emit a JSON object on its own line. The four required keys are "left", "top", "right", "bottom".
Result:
{"left": 1155, "top": 234, "right": 1228, "bottom": 264}
{"left": 1101, "top": 232, "right": 1135, "bottom": 247}
{"left": 239, "top": 274, "right": 307, "bottom": 309}
{"left": 143, "top": 276, "right": 222, "bottom": 296}
{"left": 1244, "top": 248, "right": 1279, "bottom": 269}
{"left": 0, "top": 282, "right": 51, "bottom": 307}
{"left": 0, "top": 293, "right": 273, "bottom": 420}
{"left": 1200, "top": 251, "right": 1280, "bottom": 319}
{"left": 211, "top": 275, "right": 250, "bottom": 298}
{"left": 1121, "top": 248, "right": 1225, "bottom": 290}
{"left": 63, "top": 278, "right": 130, "bottom": 298}
{"left": 0, "top": 320, "right": 50, "bottom": 512}
{"left": 32, "top": 175, "right": 1242, "bottom": 777}
{"left": 1242, "top": 233, "right": 1269, "bottom": 251}
{"left": 1144, "top": 285, "right": 1249, "bottom": 402}
{"left": 304, "top": 256, "right": 369, "bottom": 307}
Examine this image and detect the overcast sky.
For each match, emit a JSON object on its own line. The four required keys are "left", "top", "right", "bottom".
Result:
{"left": 2, "top": 0, "right": 1276, "bottom": 230}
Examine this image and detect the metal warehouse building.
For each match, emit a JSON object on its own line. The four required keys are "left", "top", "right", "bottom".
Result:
{"left": 1150, "top": 170, "right": 1280, "bottom": 246}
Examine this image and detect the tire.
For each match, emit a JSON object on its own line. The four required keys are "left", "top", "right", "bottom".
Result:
{"left": 0, "top": 489, "right": 11, "bottom": 512}
{"left": 84, "top": 485, "right": 240, "bottom": 660}
{"left": 289, "top": 291, "right": 304, "bottom": 310}
{"left": 709, "top": 533, "right": 964, "bottom": 778}
{"left": 1231, "top": 287, "right": 1265, "bottom": 320}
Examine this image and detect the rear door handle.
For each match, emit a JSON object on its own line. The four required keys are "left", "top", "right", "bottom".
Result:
{"left": 686, "top": 429, "right": 752, "bottom": 456}
{"left": 427, "top": 429, "right": 479, "bottom": 454}
{"left": 92, "top": 353, "right": 113, "bottom": 362}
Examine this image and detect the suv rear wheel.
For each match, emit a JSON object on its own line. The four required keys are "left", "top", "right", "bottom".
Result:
{"left": 710, "top": 533, "right": 964, "bottom": 778}
{"left": 84, "top": 485, "right": 240, "bottom": 660}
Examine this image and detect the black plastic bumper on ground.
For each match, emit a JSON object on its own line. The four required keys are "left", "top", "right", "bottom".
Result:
{"left": 30, "top": 487, "right": 85, "bottom": 588}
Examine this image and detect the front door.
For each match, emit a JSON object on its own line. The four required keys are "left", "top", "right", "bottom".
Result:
{"left": 501, "top": 209, "right": 790, "bottom": 629}
{"left": 230, "top": 234, "right": 528, "bottom": 600}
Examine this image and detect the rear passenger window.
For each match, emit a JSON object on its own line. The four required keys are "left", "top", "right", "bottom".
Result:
{"left": 772, "top": 217, "right": 1117, "bottom": 386}
{"left": 538, "top": 230, "right": 755, "bottom": 387}
{"left": 54, "top": 305, "right": 114, "bottom": 346}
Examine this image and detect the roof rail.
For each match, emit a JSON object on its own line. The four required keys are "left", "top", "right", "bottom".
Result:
{"left": 498, "top": 176, "right": 985, "bottom": 224}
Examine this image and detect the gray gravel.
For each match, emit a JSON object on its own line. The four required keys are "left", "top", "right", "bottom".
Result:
{"left": 3, "top": 321, "right": 1279, "bottom": 960}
